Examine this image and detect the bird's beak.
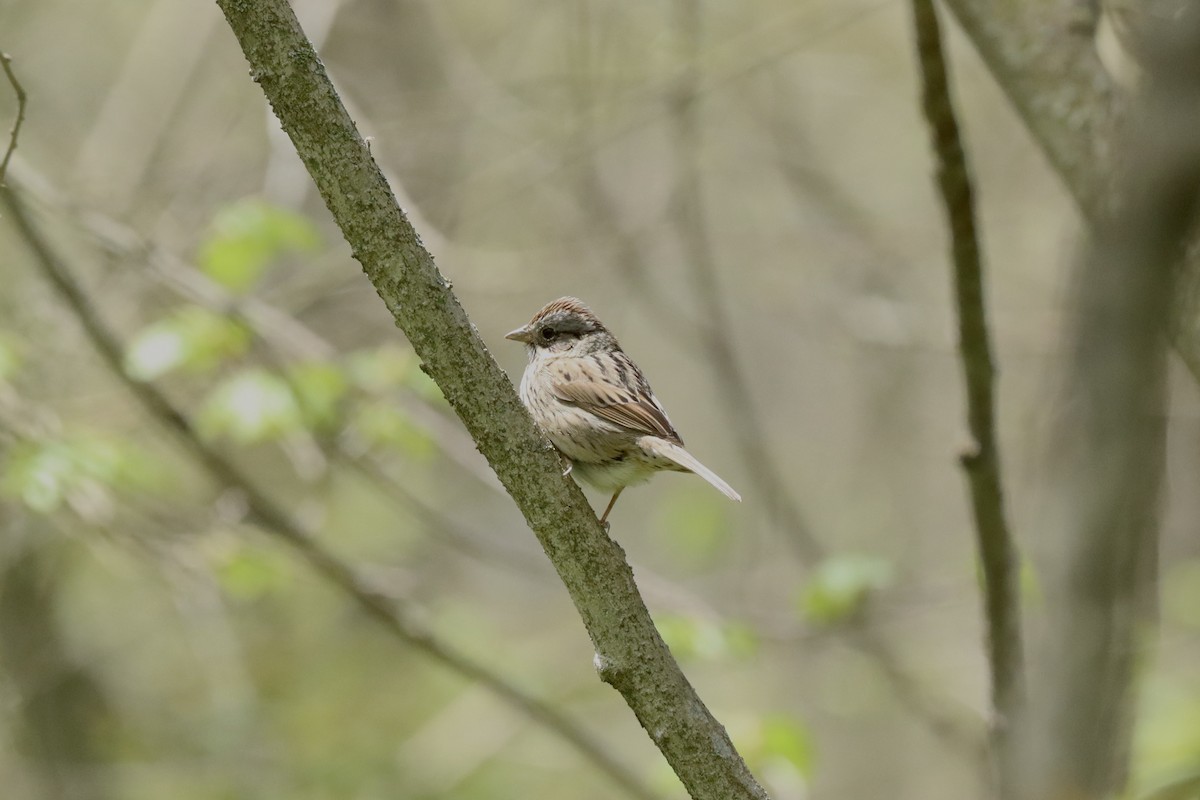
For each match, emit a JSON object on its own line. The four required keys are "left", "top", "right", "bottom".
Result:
{"left": 505, "top": 325, "right": 533, "bottom": 343}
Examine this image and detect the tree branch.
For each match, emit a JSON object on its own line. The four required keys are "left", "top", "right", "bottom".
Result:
{"left": 667, "top": 0, "right": 825, "bottom": 564}
{"left": 937, "top": 0, "right": 1117, "bottom": 221}
{"left": 0, "top": 52, "right": 27, "bottom": 185}
{"left": 938, "top": 0, "right": 1200, "bottom": 401}
{"left": 0, "top": 184, "right": 661, "bottom": 800}
{"left": 665, "top": 0, "right": 986, "bottom": 764}
{"left": 938, "top": 5, "right": 1200, "bottom": 796}
{"left": 1019, "top": 47, "right": 1200, "bottom": 793}
{"left": 926, "top": 1, "right": 1200, "bottom": 793}
{"left": 935, "top": 0, "right": 1200, "bottom": 385}
{"left": 212, "top": 1, "right": 769, "bottom": 797}
{"left": 908, "top": 1, "right": 1023, "bottom": 795}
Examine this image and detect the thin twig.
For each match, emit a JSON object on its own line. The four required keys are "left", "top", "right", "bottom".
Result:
{"left": 909, "top": 0, "right": 1024, "bottom": 793}
{"left": 0, "top": 52, "right": 27, "bottom": 185}
{"left": 0, "top": 184, "right": 662, "bottom": 800}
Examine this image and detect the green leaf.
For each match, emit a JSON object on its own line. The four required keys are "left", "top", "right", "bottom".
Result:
{"left": 1134, "top": 676, "right": 1200, "bottom": 796}
{"left": 198, "top": 369, "right": 303, "bottom": 443}
{"left": 798, "top": 554, "right": 893, "bottom": 626}
{"left": 974, "top": 555, "right": 1042, "bottom": 609}
{"left": 198, "top": 198, "right": 320, "bottom": 293}
{"left": 1140, "top": 769, "right": 1200, "bottom": 800}
{"left": 3, "top": 442, "right": 72, "bottom": 511}
{"left": 760, "top": 714, "right": 816, "bottom": 779}
{"left": 722, "top": 620, "right": 761, "bottom": 659}
{"left": 125, "top": 306, "right": 250, "bottom": 380}
{"left": 1164, "top": 559, "right": 1200, "bottom": 630}
{"left": 125, "top": 325, "right": 188, "bottom": 380}
{"left": 657, "top": 487, "right": 729, "bottom": 568}
{"left": 403, "top": 362, "right": 447, "bottom": 405}
{"left": 1, "top": 432, "right": 163, "bottom": 512}
{"left": 0, "top": 333, "right": 23, "bottom": 383}
{"left": 655, "top": 613, "right": 760, "bottom": 662}
{"left": 1020, "top": 558, "right": 1042, "bottom": 607}
{"left": 347, "top": 345, "right": 417, "bottom": 393}
{"left": 217, "top": 545, "right": 293, "bottom": 601}
{"left": 656, "top": 613, "right": 701, "bottom": 660}
{"left": 349, "top": 400, "right": 435, "bottom": 458}
{"left": 287, "top": 361, "right": 349, "bottom": 431}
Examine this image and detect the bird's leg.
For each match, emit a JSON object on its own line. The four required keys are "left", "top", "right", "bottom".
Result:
{"left": 562, "top": 460, "right": 573, "bottom": 477}
{"left": 598, "top": 488, "right": 623, "bottom": 531}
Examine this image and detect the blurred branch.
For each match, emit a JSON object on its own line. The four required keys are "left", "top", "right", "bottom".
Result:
{"left": 572, "top": 157, "right": 705, "bottom": 354}
{"left": 751, "top": 74, "right": 912, "bottom": 282}
{"left": 0, "top": 52, "right": 26, "bottom": 185}
{"left": 11, "top": 158, "right": 505, "bottom": 492}
{"left": 340, "top": 453, "right": 546, "bottom": 577}
{"left": 908, "top": 1, "right": 1023, "bottom": 795}
{"left": 73, "top": 0, "right": 221, "bottom": 214}
{"left": 145, "top": 248, "right": 545, "bottom": 575}
{"left": 923, "top": 4, "right": 1200, "bottom": 792}
{"left": 213, "top": 2, "right": 770, "bottom": 798}
{"left": 937, "top": 0, "right": 1115, "bottom": 221}
{"left": 437, "top": 0, "right": 893, "bottom": 230}
{"left": 1017, "top": 13, "right": 1200, "bottom": 797}
{"left": 935, "top": 0, "right": 1200, "bottom": 385}
{"left": 670, "top": 0, "right": 822, "bottom": 564}
{"left": 667, "top": 0, "right": 986, "bottom": 764}
{"left": 0, "top": 517, "right": 115, "bottom": 800}
{"left": 14, "top": 161, "right": 754, "bottom": 596}
{"left": 0, "top": 184, "right": 662, "bottom": 800}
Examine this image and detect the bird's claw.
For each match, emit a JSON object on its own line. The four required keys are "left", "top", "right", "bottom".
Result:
{"left": 562, "top": 462, "right": 573, "bottom": 477}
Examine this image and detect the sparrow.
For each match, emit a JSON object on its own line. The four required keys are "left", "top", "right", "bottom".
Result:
{"left": 506, "top": 297, "right": 741, "bottom": 526}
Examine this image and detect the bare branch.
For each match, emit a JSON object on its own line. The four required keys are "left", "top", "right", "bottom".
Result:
{"left": 936, "top": 0, "right": 1200, "bottom": 407}
{"left": 908, "top": 1, "right": 1023, "bottom": 794}
{"left": 666, "top": 0, "right": 986, "bottom": 764}
{"left": 668, "top": 0, "right": 824, "bottom": 564}
{"left": 212, "top": 1, "right": 770, "bottom": 797}
{"left": 925, "top": 1, "right": 1200, "bottom": 793}
{"left": 0, "top": 184, "right": 662, "bottom": 800}
{"left": 938, "top": 0, "right": 1117, "bottom": 221}
{"left": 0, "top": 52, "right": 27, "bottom": 185}
{"left": 1016, "top": 13, "right": 1200, "bottom": 797}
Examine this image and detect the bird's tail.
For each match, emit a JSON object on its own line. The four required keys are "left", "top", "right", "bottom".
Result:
{"left": 646, "top": 439, "right": 742, "bottom": 502}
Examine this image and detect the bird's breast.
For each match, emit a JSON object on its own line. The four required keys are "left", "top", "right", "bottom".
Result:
{"left": 519, "top": 360, "right": 628, "bottom": 463}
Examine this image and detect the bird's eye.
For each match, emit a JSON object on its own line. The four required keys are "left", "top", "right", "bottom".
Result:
{"left": 540, "top": 327, "right": 558, "bottom": 341}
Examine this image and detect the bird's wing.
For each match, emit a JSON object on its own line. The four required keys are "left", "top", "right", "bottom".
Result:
{"left": 548, "top": 352, "right": 683, "bottom": 444}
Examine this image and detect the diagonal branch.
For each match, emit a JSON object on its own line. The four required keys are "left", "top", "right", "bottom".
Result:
{"left": 0, "top": 184, "right": 661, "bottom": 800}
{"left": 212, "top": 1, "right": 770, "bottom": 798}
{"left": 909, "top": 1, "right": 1023, "bottom": 795}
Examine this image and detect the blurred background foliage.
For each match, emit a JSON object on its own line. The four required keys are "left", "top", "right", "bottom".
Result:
{"left": 0, "top": 0, "right": 1199, "bottom": 799}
